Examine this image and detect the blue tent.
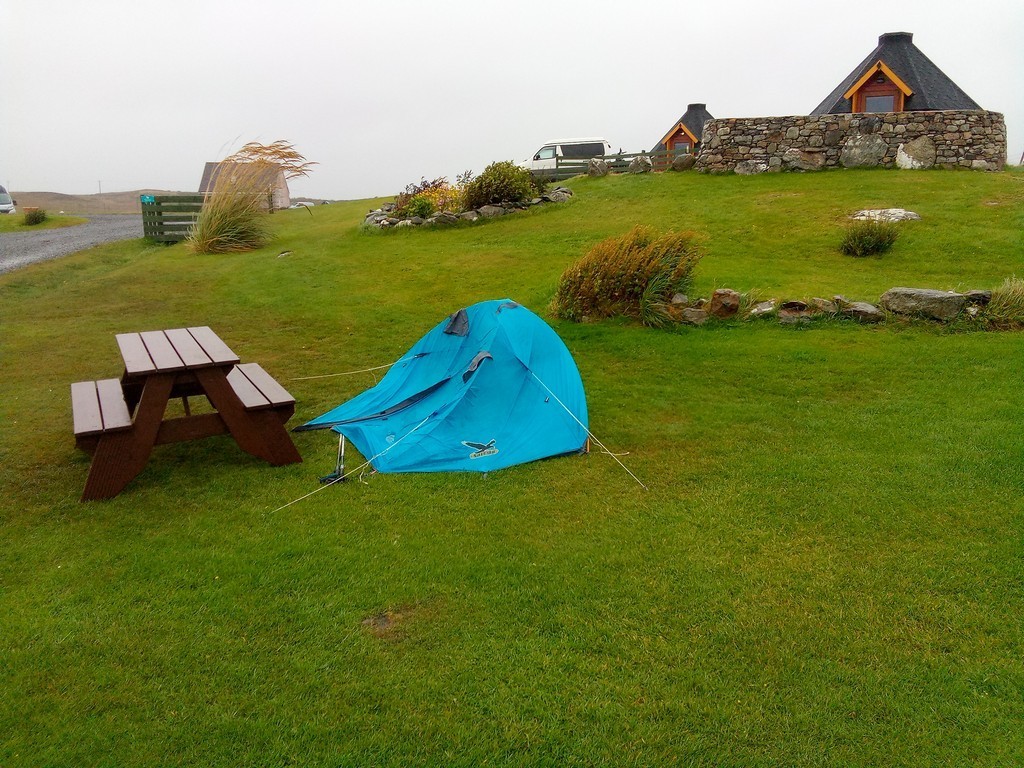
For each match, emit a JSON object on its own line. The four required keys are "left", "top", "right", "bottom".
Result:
{"left": 296, "top": 300, "right": 589, "bottom": 473}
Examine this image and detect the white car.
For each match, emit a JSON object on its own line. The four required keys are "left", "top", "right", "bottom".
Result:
{"left": 521, "top": 138, "right": 612, "bottom": 177}
{"left": 0, "top": 185, "right": 15, "bottom": 215}
{"left": 289, "top": 201, "right": 314, "bottom": 209}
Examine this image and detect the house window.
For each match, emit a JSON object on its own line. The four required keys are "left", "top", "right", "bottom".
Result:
{"left": 674, "top": 142, "right": 691, "bottom": 155}
{"left": 864, "top": 94, "right": 896, "bottom": 112}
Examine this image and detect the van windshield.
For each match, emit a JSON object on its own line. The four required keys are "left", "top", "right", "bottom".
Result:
{"left": 0, "top": 193, "right": 12, "bottom": 205}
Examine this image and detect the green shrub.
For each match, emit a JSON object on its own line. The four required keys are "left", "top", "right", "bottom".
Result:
{"left": 23, "top": 208, "right": 47, "bottom": 226}
{"left": 840, "top": 220, "right": 899, "bottom": 257}
{"left": 464, "top": 161, "right": 537, "bottom": 210}
{"left": 186, "top": 162, "right": 271, "bottom": 254}
{"left": 399, "top": 195, "right": 436, "bottom": 219}
{"left": 553, "top": 225, "right": 703, "bottom": 326}
{"left": 985, "top": 277, "right": 1024, "bottom": 329}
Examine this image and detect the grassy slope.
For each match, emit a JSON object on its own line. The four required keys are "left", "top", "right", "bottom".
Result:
{"left": 1, "top": 169, "right": 1022, "bottom": 767}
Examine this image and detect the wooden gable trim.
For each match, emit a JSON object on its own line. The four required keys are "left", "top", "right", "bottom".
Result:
{"left": 843, "top": 60, "right": 914, "bottom": 101}
{"left": 658, "top": 122, "right": 699, "bottom": 149}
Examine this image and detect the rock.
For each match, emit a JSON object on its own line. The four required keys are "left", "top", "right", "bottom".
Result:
{"left": 395, "top": 219, "right": 415, "bottom": 228}
{"left": 971, "top": 159, "right": 996, "bottom": 171}
{"left": 671, "top": 154, "right": 696, "bottom": 171}
{"left": 896, "top": 136, "right": 936, "bottom": 169}
{"left": 628, "top": 155, "right": 653, "bottom": 174}
{"left": 458, "top": 210, "right": 480, "bottom": 222}
{"left": 710, "top": 289, "right": 741, "bottom": 318}
{"left": 381, "top": 202, "right": 398, "bottom": 213}
{"left": 879, "top": 287, "right": 967, "bottom": 322}
{"left": 779, "top": 306, "right": 812, "bottom": 324}
{"left": 782, "top": 148, "right": 826, "bottom": 171}
{"left": 477, "top": 205, "right": 506, "bottom": 218}
{"left": 843, "top": 301, "right": 885, "bottom": 323}
{"left": 851, "top": 208, "right": 921, "bottom": 222}
{"left": 810, "top": 297, "right": 839, "bottom": 314}
{"left": 748, "top": 300, "right": 776, "bottom": 319}
{"left": 964, "top": 290, "right": 992, "bottom": 305}
{"left": 427, "top": 212, "right": 459, "bottom": 226}
{"left": 588, "top": 158, "right": 609, "bottom": 177}
{"left": 734, "top": 160, "right": 768, "bottom": 175}
{"left": 840, "top": 134, "right": 888, "bottom": 168}
{"left": 780, "top": 300, "right": 808, "bottom": 311}
{"left": 670, "top": 293, "right": 689, "bottom": 306}
{"left": 552, "top": 186, "right": 573, "bottom": 197}
{"left": 408, "top": 216, "right": 424, "bottom": 225}
{"left": 544, "top": 190, "right": 571, "bottom": 203}
{"left": 681, "top": 307, "right": 709, "bottom": 325}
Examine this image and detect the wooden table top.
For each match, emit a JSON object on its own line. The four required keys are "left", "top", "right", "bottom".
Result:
{"left": 116, "top": 326, "right": 239, "bottom": 377}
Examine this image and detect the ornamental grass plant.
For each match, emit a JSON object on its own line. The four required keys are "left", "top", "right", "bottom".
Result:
{"left": 553, "top": 224, "right": 703, "bottom": 325}
{"left": 985, "top": 276, "right": 1024, "bottom": 329}
{"left": 186, "top": 161, "right": 273, "bottom": 254}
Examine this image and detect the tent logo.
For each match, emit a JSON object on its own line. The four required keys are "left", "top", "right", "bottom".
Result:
{"left": 462, "top": 439, "right": 498, "bottom": 459}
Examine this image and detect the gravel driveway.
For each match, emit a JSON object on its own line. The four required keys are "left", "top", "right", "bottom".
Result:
{"left": 0, "top": 215, "right": 143, "bottom": 275}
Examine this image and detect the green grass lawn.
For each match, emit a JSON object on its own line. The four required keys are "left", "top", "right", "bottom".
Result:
{"left": 1, "top": 168, "right": 1022, "bottom": 766}
{"left": 0, "top": 213, "right": 89, "bottom": 232}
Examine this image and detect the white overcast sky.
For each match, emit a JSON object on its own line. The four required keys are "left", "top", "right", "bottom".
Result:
{"left": 2, "top": 0, "right": 1020, "bottom": 200}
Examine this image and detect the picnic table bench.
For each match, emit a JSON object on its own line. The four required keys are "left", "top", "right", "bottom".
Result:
{"left": 72, "top": 326, "right": 301, "bottom": 501}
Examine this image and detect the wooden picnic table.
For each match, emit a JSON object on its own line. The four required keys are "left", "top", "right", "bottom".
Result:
{"left": 72, "top": 326, "right": 301, "bottom": 501}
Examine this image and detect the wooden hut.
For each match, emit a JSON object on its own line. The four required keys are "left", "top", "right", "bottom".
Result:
{"left": 811, "top": 32, "right": 981, "bottom": 115}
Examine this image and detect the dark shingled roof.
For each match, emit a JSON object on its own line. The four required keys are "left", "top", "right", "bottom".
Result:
{"left": 811, "top": 32, "right": 982, "bottom": 115}
{"left": 653, "top": 103, "right": 715, "bottom": 152}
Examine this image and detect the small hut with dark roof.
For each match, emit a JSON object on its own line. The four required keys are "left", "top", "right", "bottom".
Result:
{"left": 198, "top": 161, "right": 291, "bottom": 211}
{"left": 812, "top": 32, "right": 981, "bottom": 115}
{"left": 652, "top": 103, "right": 714, "bottom": 155}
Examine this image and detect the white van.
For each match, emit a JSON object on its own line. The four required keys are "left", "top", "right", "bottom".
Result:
{"left": 522, "top": 138, "right": 612, "bottom": 176}
{"left": 0, "top": 185, "right": 15, "bottom": 215}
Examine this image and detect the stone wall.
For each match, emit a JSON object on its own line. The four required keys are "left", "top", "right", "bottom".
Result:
{"left": 694, "top": 110, "right": 1006, "bottom": 174}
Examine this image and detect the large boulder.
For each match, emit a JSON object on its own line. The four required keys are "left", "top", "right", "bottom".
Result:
{"left": 840, "top": 134, "right": 888, "bottom": 168}
{"left": 477, "top": 205, "right": 506, "bottom": 218}
{"left": 782, "top": 148, "right": 826, "bottom": 171}
{"left": 851, "top": 208, "right": 921, "bottom": 222}
{"left": 680, "top": 307, "right": 709, "bottom": 325}
{"left": 734, "top": 160, "right": 768, "bottom": 175}
{"left": 895, "top": 136, "right": 936, "bottom": 170}
{"left": 843, "top": 301, "right": 885, "bottom": 323}
{"left": 709, "top": 288, "right": 741, "bottom": 318}
{"left": 671, "top": 154, "right": 696, "bottom": 171}
{"left": 588, "top": 158, "right": 610, "bottom": 177}
{"left": 628, "top": 155, "right": 653, "bottom": 174}
{"left": 879, "top": 287, "right": 967, "bottom": 322}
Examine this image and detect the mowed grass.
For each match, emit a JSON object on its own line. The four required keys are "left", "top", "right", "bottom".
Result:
{"left": 0, "top": 213, "right": 89, "bottom": 233}
{"left": 1, "top": 168, "right": 1023, "bottom": 766}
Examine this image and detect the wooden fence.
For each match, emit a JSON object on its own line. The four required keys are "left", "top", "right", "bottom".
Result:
{"left": 140, "top": 194, "right": 204, "bottom": 243}
{"left": 545, "top": 149, "right": 680, "bottom": 181}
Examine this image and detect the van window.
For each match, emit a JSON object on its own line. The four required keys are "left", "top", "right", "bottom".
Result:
{"left": 560, "top": 142, "right": 605, "bottom": 159}
{"left": 536, "top": 146, "right": 556, "bottom": 160}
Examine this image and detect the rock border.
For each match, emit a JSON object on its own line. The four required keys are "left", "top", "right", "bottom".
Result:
{"left": 669, "top": 286, "right": 993, "bottom": 327}
{"left": 363, "top": 187, "right": 574, "bottom": 230}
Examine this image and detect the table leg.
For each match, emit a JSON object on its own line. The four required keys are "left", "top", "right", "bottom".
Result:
{"left": 195, "top": 368, "right": 301, "bottom": 466}
{"left": 82, "top": 373, "right": 175, "bottom": 501}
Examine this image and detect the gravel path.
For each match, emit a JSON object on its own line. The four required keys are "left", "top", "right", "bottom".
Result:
{"left": 0, "top": 215, "right": 143, "bottom": 275}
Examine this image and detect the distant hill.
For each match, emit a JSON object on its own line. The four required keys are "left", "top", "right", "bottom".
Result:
{"left": 11, "top": 190, "right": 335, "bottom": 214}
{"left": 10, "top": 190, "right": 192, "bottom": 215}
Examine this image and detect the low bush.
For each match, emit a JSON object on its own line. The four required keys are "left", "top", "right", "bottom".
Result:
{"left": 840, "top": 220, "right": 899, "bottom": 257}
{"left": 186, "top": 162, "right": 271, "bottom": 254}
{"left": 463, "top": 161, "right": 538, "bottom": 210}
{"left": 23, "top": 208, "right": 47, "bottom": 226}
{"left": 553, "top": 225, "right": 703, "bottom": 326}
